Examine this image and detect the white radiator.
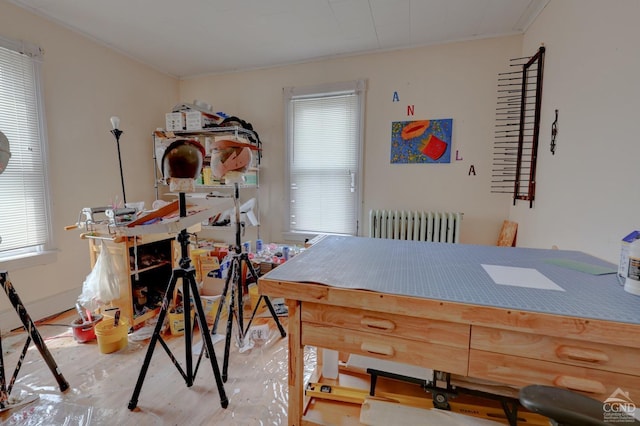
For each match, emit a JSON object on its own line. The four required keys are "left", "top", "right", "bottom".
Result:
{"left": 368, "top": 210, "right": 462, "bottom": 243}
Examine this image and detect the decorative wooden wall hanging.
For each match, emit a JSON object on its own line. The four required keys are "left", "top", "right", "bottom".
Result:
{"left": 491, "top": 46, "right": 545, "bottom": 207}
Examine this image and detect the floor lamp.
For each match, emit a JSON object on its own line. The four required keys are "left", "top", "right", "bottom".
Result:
{"left": 110, "top": 116, "right": 127, "bottom": 205}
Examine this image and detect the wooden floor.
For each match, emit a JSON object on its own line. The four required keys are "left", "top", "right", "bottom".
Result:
{"left": 0, "top": 309, "right": 297, "bottom": 426}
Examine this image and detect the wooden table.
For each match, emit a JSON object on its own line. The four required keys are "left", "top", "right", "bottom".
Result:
{"left": 258, "top": 236, "right": 640, "bottom": 425}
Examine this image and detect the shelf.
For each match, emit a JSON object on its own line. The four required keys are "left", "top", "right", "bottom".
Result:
{"left": 161, "top": 126, "right": 259, "bottom": 141}
{"left": 156, "top": 182, "right": 258, "bottom": 190}
{"left": 201, "top": 224, "right": 260, "bottom": 232}
{"left": 153, "top": 126, "right": 261, "bottom": 244}
{"left": 195, "top": 184, "right": 258, "bottom": 189}
{"left": 133, "top": 307, "right": 161, "bottom": 324}
{"left": 88, "top": 234, "right": 175, "bottom": 330}
{"left": 130, "top": 260, "right": 171, "bottom": 275}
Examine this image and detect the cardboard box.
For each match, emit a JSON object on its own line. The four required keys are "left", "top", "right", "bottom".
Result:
{"left": 190, "top": 276, "right": 227, "bottom": 325}
{"left": 168, "top": 309, "right": 194, "bottom": 335}
{"left": 199, "top": 255, "right": 220, "bottom": 279}
{"left": 190, "top": 248, "right": 209, "bottom": 283}
{"left": 194, "top": 293, "right": 224, "bottom": 325}
{"left": 201, "top": 166, "right": 215, "bottom": 186}
{"left": 165, "top": 112, "right": 184, "bottom": 131}
{"left": 202, "top": 275, "right": 225, "bottom": 294}
{"left": 185, "top": 111, "right": 204, "bottom": 131}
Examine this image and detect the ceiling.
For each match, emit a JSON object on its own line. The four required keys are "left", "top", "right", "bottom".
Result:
{"left": 10, "top": 0, "right": 549, "bottom": 79}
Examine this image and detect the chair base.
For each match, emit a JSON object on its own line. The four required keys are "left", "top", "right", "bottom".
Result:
{"left": 519, "top": 385, "right": 639, "bottom": 426}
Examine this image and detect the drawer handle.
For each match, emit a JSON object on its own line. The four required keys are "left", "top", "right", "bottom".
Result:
{"left": 556, "top": 345, "right": 609, "bottom": 364}
{"left": 553, "top": 375, "right": 606, "bottom": 395}
{"left": 361, "top": 341, "right": 394, "bottom": 357}
{"left": 360, "top": 317, "right": 396, "bottom": 331}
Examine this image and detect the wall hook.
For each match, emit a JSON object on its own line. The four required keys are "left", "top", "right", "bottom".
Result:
{"left": 551, "top": 109, "right": 558, "bottom": 155}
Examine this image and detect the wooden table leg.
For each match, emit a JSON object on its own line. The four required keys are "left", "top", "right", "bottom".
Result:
{"left": 287, "top": 299, "right": 303, "bottom": 426}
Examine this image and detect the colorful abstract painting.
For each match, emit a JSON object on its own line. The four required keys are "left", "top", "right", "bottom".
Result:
{"left": 391, "top": 119, "right": 452, "bottom": 164}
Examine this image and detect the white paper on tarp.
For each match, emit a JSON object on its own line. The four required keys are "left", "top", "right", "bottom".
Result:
{"left": 192, "top": 333, "right": 225, "bottom": 356}
{"left": 360, "top": 398, "right": 503, "bottom": 426}
{"left": 482, "top": 264, "right": 565, "bottom": 291}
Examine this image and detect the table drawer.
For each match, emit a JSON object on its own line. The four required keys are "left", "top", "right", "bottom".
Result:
{"left": 471, "top": 326, "right": 640, "bottom": 375}
{"left": 469, "top": 349, "right": 640, "bottom": 401}
{"left": 303, "top": 323, "right": 469, "bottom": 376}
{"left": 302, "top": 302, "right": 470, "bottom": 348}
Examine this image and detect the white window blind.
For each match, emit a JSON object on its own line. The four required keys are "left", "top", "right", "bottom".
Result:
{"left": 285, "top": 80, "right": 365, "bottom": 236}
{"left": 0, "top": 37, "right": 52, "bottom": 259}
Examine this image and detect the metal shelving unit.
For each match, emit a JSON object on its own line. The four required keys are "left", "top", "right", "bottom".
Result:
{"left": 152, "top": 126, "right": 262, "bottom": 236}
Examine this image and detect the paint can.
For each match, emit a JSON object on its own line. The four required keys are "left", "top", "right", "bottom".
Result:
{"left": 70, "top": 314, "right": 103, "bottom": 343}
{"left": 95, "top": 317, "right": 129, "bottom": 354}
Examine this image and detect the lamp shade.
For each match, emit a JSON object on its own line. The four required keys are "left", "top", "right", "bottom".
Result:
{"left": 0, "top": 130, "right": 11, "bottom": 175}
{"left": 161, "top": 139, "right": 205, "bottom": 179}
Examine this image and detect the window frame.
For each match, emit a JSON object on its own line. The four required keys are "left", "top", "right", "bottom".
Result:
{"left": 0, "top": 35, "right": 56, "bottom": 270}
{"left": 283, "top": 79, "right": 366, "bottom": 242}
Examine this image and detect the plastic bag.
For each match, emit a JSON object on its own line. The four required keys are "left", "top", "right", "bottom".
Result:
{"left": 78, "top": 240, "right": 121, "bottom": 311}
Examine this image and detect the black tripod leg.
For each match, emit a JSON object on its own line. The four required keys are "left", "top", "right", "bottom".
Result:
{"left": 0, "top": 332, "right": 7, "bottom": 408}
{"left": 211, "top": 266, "right": 233, "bottom": 336}
{"left": 0, "top": 271, "right": 69, "bottom": 393}
{"left": 128, "top": 274, "right": 177, "bottom": 410}
{"left": 243, "top": 295, "right": 286, "bottom": 338}
{"left": 8, "top": 336, "right": 32, "bottom": 395}
{"left": 181, "top": 272, "right": 194, "bottom": 386}
{"left": 242, "top": 260, "right": 286, "bottom": 338}
{"left": 235, "top": 261, "right": 245, "bottom": 341}
{"left": 258, "top": 296, "right": 287, "bottom": 338}
{"left": 222, "top": 273, "right": 236, "bottom": 383}
{"left": 188, "top": 274, "right": 229, "bottom": 407}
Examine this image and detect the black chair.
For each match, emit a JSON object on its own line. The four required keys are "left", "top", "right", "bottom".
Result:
{"left": 519, "top": 385, "right": 640, "bottom": 426}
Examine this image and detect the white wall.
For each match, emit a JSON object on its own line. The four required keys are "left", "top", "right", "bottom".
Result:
{"left": 180, "top": 35, "right": 523, "bottom": 246}
{"left": 0, "top": 2, "right": 178, "bottom": 330}
{"left": 513, "top": 0, "right": 640, "bottom": 264}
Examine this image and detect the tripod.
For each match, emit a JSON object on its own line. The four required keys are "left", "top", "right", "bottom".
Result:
{"left": 0, "top": 271, "right": 69, "bottom": 409}
{"left": 128, "top": 192, "right": 228, "bottom": 410}
{"left": 210, "top": 184, "right": 286, "bottom": 382}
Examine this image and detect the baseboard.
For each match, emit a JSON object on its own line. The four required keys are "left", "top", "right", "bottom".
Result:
{"left": 0, "top": 288, "right": 78, "bottom": 333}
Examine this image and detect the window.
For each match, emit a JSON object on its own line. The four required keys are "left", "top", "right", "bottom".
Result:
{"left": 0, "top": 36, "right": 54, "bottom": 266}
{"left": 284, "top": 80, "right": 365, "bottom": 238}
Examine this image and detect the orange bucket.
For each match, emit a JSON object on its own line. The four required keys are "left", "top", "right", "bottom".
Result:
{"left": 70, "top": 314, "right": 103, "bottom": 343}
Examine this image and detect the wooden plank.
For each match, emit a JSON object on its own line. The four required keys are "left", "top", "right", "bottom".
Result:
{"left": 288, "top": 299, "right": 303, "bottom": 426}
{"left": 305, "top": 383, "right": 548, "bottom": 425}
{"left": 126, "top": 200, "right": 179, "bottom": 227}
{"left": 496, "top": 221, "right": 518, "bottom": 247}
{"left": 302, "top": 302, "right": 470, "bottom": 348}
{"left": 471, "top": 326, "right": 640, "bottom": 376}
{"left": 259, "top": 279, "right": 640, "bottom": 349}
{"left": 360, "top": 398, "right": 510, "bottom": 426}
{"left": 468, "top": 349, "right": 640, "bottom": 401}
{"left": 302, "top": 323, "right": 469, "bottom": 376}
